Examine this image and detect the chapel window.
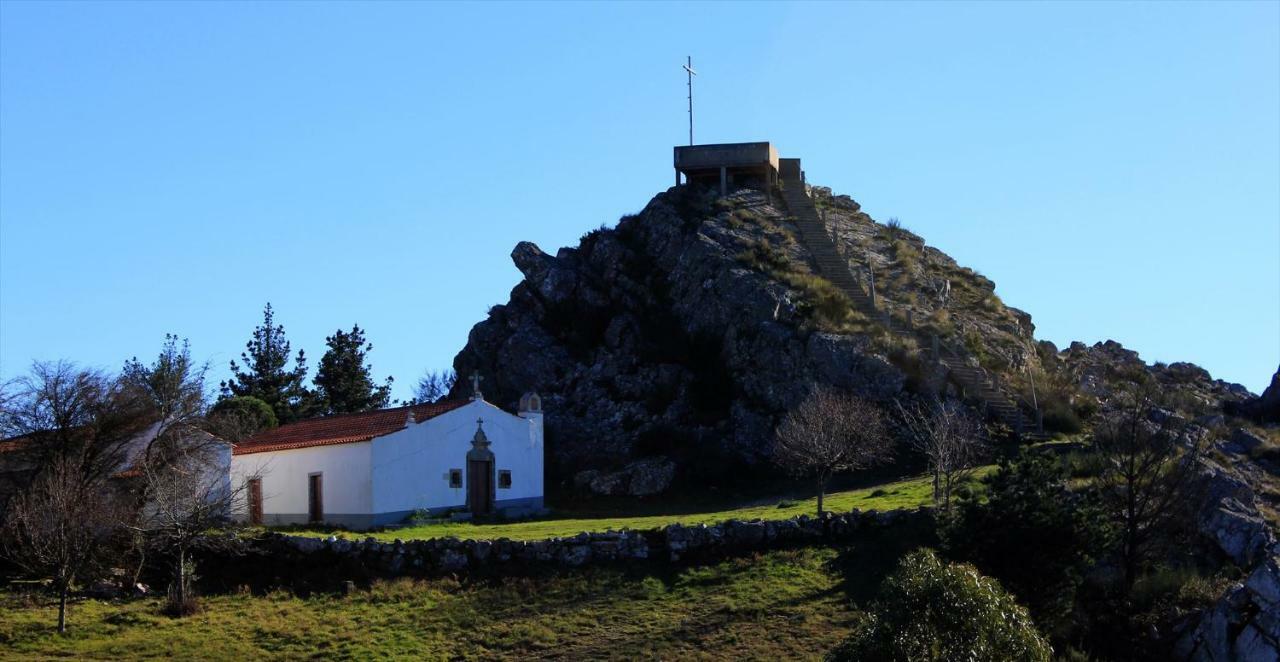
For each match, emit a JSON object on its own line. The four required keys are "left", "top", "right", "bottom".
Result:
{"left": 498, "top": 470, "right": 512, "bottom": 489}
{"left": 448, "top": 468, "right": 462, "bottom": 488}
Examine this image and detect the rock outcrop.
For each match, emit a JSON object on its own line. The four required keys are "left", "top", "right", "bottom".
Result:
{"left": 1228, "top": 366, "right": 1280, "bottom": 424}
{"left": 447, "top": 183, "right": 1260, "bottom": 489}
{"left": 573, "top": 456, "right": 677, "bottom": 497}
{"left": 1054, "top": 340, "right": 1254, "bottom": 416}
{"left": 450, "top": 187, "right": 920, "bottom": 482}
{"left": 1174, "top": 445, "right": 1280, "bottom": 660}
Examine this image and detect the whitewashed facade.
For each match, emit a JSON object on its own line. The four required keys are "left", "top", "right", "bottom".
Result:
{"left": 230, "top": 395, "right": 544, "bottom": 530}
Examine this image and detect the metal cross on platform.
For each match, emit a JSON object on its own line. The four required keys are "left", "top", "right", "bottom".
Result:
{"left": 683, "top": 55, "right": 697, "bottom": 146}
{"left": 470, "top": 372, "right": 484, "bottom": 400}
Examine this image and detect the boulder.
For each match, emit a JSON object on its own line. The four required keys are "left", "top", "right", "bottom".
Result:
{"left": 1226, "top": 428, "right": 1267, "bottom": 455}
{"left": 577, "top": 457, "right": 677, "bottom": 497}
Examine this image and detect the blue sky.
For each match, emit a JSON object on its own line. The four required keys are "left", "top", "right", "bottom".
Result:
{"left": 1, "top": 1, "right": 1277, "bottom": 399}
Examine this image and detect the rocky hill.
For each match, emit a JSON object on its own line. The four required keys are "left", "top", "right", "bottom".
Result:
{"left": 448, "top": 183, "right": 1260, "bottom": 492}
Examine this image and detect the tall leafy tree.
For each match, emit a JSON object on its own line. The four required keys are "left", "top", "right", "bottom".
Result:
{"left": 219, "top": 303, "right": 313, "bottom": 424}
{"left": 313, "top": 324, "right": 393, "bottom": 415}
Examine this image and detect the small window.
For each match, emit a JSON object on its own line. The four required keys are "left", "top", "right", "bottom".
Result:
{"left": 448, "top": 469, "right": 462, "bottom": 488}
{"left": 498, "top": 470, "right": 512, "bottom": 489}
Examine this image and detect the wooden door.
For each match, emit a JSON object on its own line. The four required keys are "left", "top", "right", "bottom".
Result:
{"left": 308, "top": 474, "right": 323, "bottom": 523}
{"left": 467, "top": 459, "right": 493, "bottom": 516}
{"left": 248, "top": 478, "right": 263, "bottom": 525}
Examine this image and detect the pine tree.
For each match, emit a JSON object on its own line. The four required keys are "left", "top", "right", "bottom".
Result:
{"left": 219, "top": 303, "right": 314, "bottom": 424}
{"left": 313, "top": 324, "right": 393, "bottom": 415}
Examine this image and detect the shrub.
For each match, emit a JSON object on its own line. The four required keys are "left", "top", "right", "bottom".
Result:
{"left": 1064, "top": 451, "right": 1108, "bottom": 479}
{"left": 735, "top": 239, "right": 792, "bottom": 274}
{"left": 827, "top": 549, "right": 1052, "bottom": 662}
{"left": 404, "top": 509, "right": 439, "bottom": 526}
{"left": 1041, "top": 398, "right": 1083, "bottom": 434}
{"left": 925, "top": 309, "right": 954, "bottom": 337}
{"left": 209, "top": 395, "right": 278, "bottom": 434}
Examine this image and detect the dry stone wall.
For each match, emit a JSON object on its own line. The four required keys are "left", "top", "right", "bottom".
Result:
{"left": 201, "top": 507, "right": 932, "bottom": 591}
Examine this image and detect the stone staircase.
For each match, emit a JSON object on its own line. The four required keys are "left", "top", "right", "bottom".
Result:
{"left": 778, "top": 176, "right": 1046, "bottom": 440}
{"left": 780, "top": 180, "right": 879, "bottom": 317}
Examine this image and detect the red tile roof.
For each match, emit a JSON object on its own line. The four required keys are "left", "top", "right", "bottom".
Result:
{"left": 232, "top": 400, "right": 472, "bottom": 456}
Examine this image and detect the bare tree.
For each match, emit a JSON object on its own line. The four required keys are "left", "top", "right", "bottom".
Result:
{"left": 898, "top": 398, "right": 987, "bottom": 512}
{"left": 129, "top": 430, "right": 249, "bottom": 615}
{"left": 1092, "top": 386, "right": 1206, "bottom": 590}
{"left": 119, "top": 335, "right": 251, "bottom": 615}
{"left": 0, "top": 361, "right": 152, "bottom": 492}
{"left": 774, "top": 386, "right": 892, "bottom": 516}
{"left": 1, "top": 452, "right": 126, "bottom": 633}
{"left": 413, "top": 369, "right": 457, "bottom": 404}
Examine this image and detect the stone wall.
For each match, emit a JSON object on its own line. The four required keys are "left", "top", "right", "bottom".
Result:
{"left": 199, "top": 507, "right": 933, "bottom": 591}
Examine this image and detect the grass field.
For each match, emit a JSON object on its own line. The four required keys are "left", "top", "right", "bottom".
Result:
{"left": 0, "top": 524, "right": 935, "bottom": 661}
{"left": 281, "top": 472, "right": 964, "bottom": 542}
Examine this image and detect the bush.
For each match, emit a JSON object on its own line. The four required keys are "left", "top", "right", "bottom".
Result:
{"left": 735, "top": 239, "right": 792, "bottom": 274}
{"left": 1064, "top": 451, "right": 1108, "bottom": 479}
{"left": 1041, "top": 398, "right": 1083, "bottom": 434}
{"left": 209, "top": 395, "right": 278, "bottom": 434}
{"left": 827, "top": 549, "right": 1052, "bottom": 661}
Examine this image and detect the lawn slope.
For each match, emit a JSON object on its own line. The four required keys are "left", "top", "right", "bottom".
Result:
{"left": 1, "top": 547, "right": 876, "bottom": 660}
{"left": 285, "top": 473, "right": 951, "bottom": 542}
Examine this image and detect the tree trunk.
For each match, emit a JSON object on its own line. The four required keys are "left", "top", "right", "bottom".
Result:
{"left": 129, "top": 538, "right": 146, "bottom": 591}
{"left": 56, "top": 582, "right": 68, "bottom": 634}
{"left": 942, "top": 472, "right": 952, "bottom": 512}
{"left": 816, "top": 477, "right": 826, "bottom": 517}
{"left": 1123, "top": 485, "right": 1139, "bottom": 590}
{"left": 176, "top": 548, "right": 186, "bottom": 608}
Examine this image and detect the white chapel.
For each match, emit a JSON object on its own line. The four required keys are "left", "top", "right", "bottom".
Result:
{"left": 230, "top": 381, "right": 544, "bottom": 530}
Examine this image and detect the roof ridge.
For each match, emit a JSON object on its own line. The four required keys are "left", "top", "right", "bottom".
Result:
{"left": 231, "top": 398, "right": 473, "bottom": 456}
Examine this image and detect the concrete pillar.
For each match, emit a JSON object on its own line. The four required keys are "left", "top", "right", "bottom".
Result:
{"left": 675, "top": 169, "right": 681, "bottom": 187}
{"left": 719, "top": 166, "right": 727, "bottom": 195}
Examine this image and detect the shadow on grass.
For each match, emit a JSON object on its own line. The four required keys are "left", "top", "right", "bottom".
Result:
{"left": 829, "top": 516, "right": 938, "bottom": 605}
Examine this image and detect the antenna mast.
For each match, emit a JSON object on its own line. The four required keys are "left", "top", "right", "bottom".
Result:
{"left": 683, "top": 56, "right": 697, "bottom": 146}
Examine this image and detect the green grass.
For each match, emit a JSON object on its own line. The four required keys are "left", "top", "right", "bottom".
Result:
{"left": 286, "top": 473, "right": 950, "bottom": 543}
{"left": 0, "top": 547, "right": 868, "bottom": 660}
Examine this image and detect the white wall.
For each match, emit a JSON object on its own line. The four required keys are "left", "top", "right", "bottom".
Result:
{"left": 229, "top": 398, "right": 543, "bottom": 529}
{"left": 231, "top": 441, "right": 373, "bottom": 525}
{"left": 371, "top": 399, "right": 543, "bottom": 518}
